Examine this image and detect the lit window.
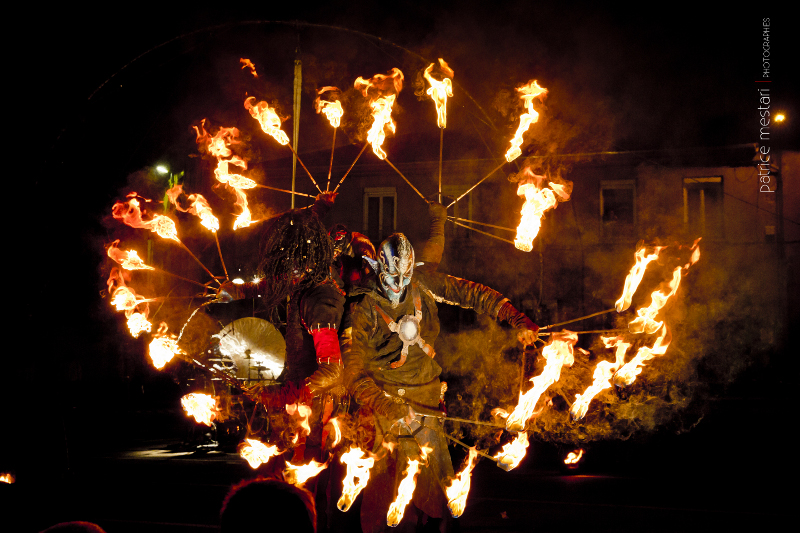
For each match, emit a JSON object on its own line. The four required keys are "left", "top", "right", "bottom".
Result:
{"left": 683, "top": 177, "right": 723, "bottom": 239}
{"left": 363, "top": 187, "right": 397, "bottom": 244}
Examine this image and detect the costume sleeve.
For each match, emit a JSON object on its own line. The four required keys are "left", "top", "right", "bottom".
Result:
{"left": 301, "top": 281, "right": 346, "bottom": 394}
{"left": 416, "top": 270, "right": 509, "bottom": 319}
{"left": 341, "top": 296, "right": 409, "bottom": 421}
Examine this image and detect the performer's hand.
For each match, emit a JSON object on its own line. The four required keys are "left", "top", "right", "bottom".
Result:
{"left": 216, "top": 281, "right": 240, "bottom": 302}
{"left": 498, "top": 301, "right": 540, "bottom": 346}
{"left": 316, "top": 191, "right": 338, "bottom": 206}
{"left": 517, "top": 328, "right": 539, "bottom": 347}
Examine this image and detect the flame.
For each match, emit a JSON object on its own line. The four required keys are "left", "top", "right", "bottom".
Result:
{"left": 240, "top": 58, "right": 258, "bottom": 78}
{"left": 387, "top": 458, "right": 421, "bottom": 527}
{"left": 337, "top": 447, "right": 375, "bottom": 512}
{"left": 126, "top": 311, "right": 153, "bottom": 338}
{"left": 570, "top": 337, "right": 631, "bottom": 420}
{"left": 512, "top": 170, "right": 572, "bottom": 252}
{"left": 505, "top": 80, "right": 548, "bottom": 162}
{"left": 355, "top": 68, "right": 404, "bottom": 160}
{"left": 148, "top": 322, "right": 183, "bottom": 369}
{"left": 326, "top": 417, "right": 342, "bottom": 447}
{"left": 112, "top": 196, "right": 180, "bottom": 242}
{"left": 423, "top": 59, "right": 454, "bottom": 128}
{"left": 181, "top": 393, "right": 218, "bottom": 426}
{"left": 284, "top": 459, "right": 328, "bottom": 486}
{"left": 286, "top": 403, "right": 313, "bottom": 436}
{"left": 166, "top": 184, "right": 220, "bottom": 233}
{"left": 194, "top": 120, "right": 241, "bottom": 159}
{"left": 106, "top": 240, "right": 154, "bottom": 270}
{"left": 564, "top": 449, "right": 584, "bottom": 465}
{"left": 614, "top": 325, "right": 672, "bottom": 387}
{"left": 108, "top": 270, "right": 153, "bottom": 339}
{"left": 315, "top": 87, "right": 344, "bottom": 128}
{"left": 239, "top": 438, "right": 280, "bottom": 469}
{"left": 615, "top": 245, "right": 666, "bottom": 312}
{"left": 245, "top": 97, "right": 290, "bottom": 146}
{"left": 445, "top": 446, "right": 478, "bottom": 518}
{"left": 194, "top": 123, "right": 256, "bottom": 229}
{"left": 0, "top": 473, "right": 15, "bottom": 484}
{"left": 494, "top": 432, "right": 529, "bottom": 471}
{"left": 506, "top": 332, "right": 578, "bottom": 432}
{"left": 628, "top": 267, "right": 683, "bottom": 335}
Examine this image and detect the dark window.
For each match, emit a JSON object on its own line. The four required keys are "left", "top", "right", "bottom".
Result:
{"left": 600, "top": 180, "right": 636, "bottom": 225}
{"left": 684, "top": 177, "right": 723, "bottom": 239}
{"left": 363, "top": 187, "right": 397, "bottom": 244}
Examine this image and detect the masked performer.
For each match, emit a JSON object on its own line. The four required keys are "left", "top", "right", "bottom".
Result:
{"left": 341, "top": 232, "right": 537, "bottom": 532}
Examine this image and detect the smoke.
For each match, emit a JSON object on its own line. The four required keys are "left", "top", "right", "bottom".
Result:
{"left": 433, "top": 239, "right": 782, "bottom": 447}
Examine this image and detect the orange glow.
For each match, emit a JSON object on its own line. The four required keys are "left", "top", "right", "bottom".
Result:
{"left": 107, "top": 269, "right": 153, "bottom": 338}
{"left": 326, "top": 417, "right": 342, "bottom": 448}
{"left": 166, "top": 184, "right": 220, "bottom": 233}
{"left": 570, "top": 337, "right": 631, "bottom": 420}
{"left": 614, "top": 325, "right": 671, "bottom": 387}
{"left": 106, "top": 240, "right": 154, "bottom": 270}
{"left": 506, "top": 332, "right": 577, "bottom": 432}
{"left": 628, "top": 267, "right": 683, "bottom": 335}
{"left": 315, "top": 87, "right": 344, "bottom": 128}
{"left": 337, "top": 447, "right": 375, "bottom": 512}
{"left": 245, "top": 97, "right": 290, "bottom": 146}
{"left": 126, "top": 311, "right": 153, "bottom": 338}
{"left": 239, "top": 58, "right": 258, "bottom": 78}
{"left": 181, "top": 393, "right": 218, "bottom": 426}
{"left": 194, "top": 120, "right": 241, "bottom": 159}
{"left": 148, "top": 322, "right": 183, "bottom": 369}
{"left": 423, "top": 59, "right": 454, "bottom": 128}
{"left": 494, "top": 432, "right": 529, "bottom": 471}
{"left": 445, "top": 446, "right": 478, "bottom": 518}
{"left": 505, "top": 80, "right": 548, "bottom": 162}
{"left": 0, "top": 473, "right": 14, "bottom": 484}
{"left": 112, "top": 196, "right": 180, "bottom": 242}
{"left": 195, "top": 122, "right": 257, "bottom": 231}
{"left": 285, "top": 403, "right": 313, "bottom": 436}
{"left": 615, "top": 245, "right": 666, "bottom": 312}
{"left": 284, "top": 459, "right": 328, "bottom": 486}
{"left": 240, "top": 438, "right": 280, "bottom": 469}
{"left": 355, "top": 68, "right": 404, "bottom": 160}
{"left": 387, "top": 458, "right": 421, "bottom": 527}
{"left": 564, "top": 449, "right": 584, "bottom": 465}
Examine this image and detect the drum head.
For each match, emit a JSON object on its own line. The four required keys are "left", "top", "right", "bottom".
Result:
{"left": 216, "top": 317, "right": 286, "bottom": 381}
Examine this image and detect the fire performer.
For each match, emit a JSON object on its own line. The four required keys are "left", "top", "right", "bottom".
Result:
{"left": 341, "top": 232, "right": 538, "bottom": 532}
{"left": 217, "top": 192, "right": 346, "bottom": 462}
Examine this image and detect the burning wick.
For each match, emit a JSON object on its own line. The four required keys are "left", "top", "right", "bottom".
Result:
{"left": 564, "top": 449, "right": 584, "bottom": 465}
{"left": 239, "top": 438, "right": 280, "bottom": 469}
{"left": 181, "top": 393, "right": 218, "bottom": 426}
{"left": 338, "top": 447, "right": 375, "bottom": 512}
{"left": 505, "top": 80, "right": 548, "bottom": 162}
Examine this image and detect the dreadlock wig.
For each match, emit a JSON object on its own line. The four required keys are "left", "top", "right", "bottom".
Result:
{"left": 257, "top": 209, "right": 333, "bottom": 313}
